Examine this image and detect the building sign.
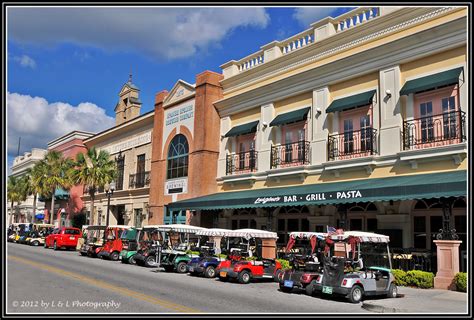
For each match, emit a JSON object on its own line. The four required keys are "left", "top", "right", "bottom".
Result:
{"left": 102, "top": 132, "right": 152, "bottom": 155}
{"left": 165, "top": 104, "right": 194, "bottom": 126}
{"left": 254, "top": 190, "right": 362, "bottom": 205}
{"left": 165, "top": 178, "right": 188, "bottom": 195}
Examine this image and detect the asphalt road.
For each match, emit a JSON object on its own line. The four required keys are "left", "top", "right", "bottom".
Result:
{"left": 7, "top": 243, "right": 369, "bottom": 314}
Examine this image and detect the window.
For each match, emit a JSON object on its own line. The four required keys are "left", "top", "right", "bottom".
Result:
{"left": 360, "top": 115, "right": 371, "bottom": 152}
{"left": 442, "top": 96, "right": 457, "bottom": 139}
{"left": 116, "top": 155, "right": 125, "bottom": 190}
{"left": 167, "top": 135, "right": 189, "bottom": 179}
{"left": 136, "top": 154, "right": 146, "bottom": 187}
{"left": 344, "top": 119, "right": 354, "bottom": 153}
{"left": 413, "top": 216, "right": 426, "bottom": 249}
{"left": 420, "top": 102, "right": 433, "bottom": 143}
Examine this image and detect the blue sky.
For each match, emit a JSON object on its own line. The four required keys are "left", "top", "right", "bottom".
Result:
{"left": 7, "top": 6, "right": 354, "bottom": 170}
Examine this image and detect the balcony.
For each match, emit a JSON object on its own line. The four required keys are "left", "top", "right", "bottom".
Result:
{"left": 226, "top": 151, "right": 258, "bottom": 175}
{"left": 129, "top": 171, "right": 151, "bottom": 189}
{"left": 271, "top": 141, "right": 310, "bottom": 169}
{"left": 403, "top": 111, "right": 466, "bottom": 150}
{"left": 328, "top": 128, "right": 377, "bottom": 161}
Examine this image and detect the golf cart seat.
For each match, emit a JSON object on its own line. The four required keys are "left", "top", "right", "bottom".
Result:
{"left": 305, "top": 262, "right": 320, "bottom": 272}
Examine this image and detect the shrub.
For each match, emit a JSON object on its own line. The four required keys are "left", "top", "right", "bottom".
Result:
{"left": 454, "top": 272, "right": 467, "bottom": 292}
{"left": 391, "top": 269, "right": 408, "bottom": 286}
{"left": 71, "top": 213, "right": 86, "bottom": 229}
{"left": 276, "top": 259, "right": 291, "bottom": 270}
{"left": 404, "top": 270, "right": 434, "bottom": 288}
{"left": 217, "top": 254, "right": 227, "bottom": 259}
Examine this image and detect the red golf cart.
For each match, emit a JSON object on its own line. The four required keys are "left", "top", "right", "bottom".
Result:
{"left": 96, "top": 225, "right": 131, "bottom": 261}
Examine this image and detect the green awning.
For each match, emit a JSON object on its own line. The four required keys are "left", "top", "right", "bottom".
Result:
{"left": 38, "top": 188, "right": 70, "bottom": 202}
{"left": 326, "top": 90, "right": 376, "bottom": 113}
{"left": 224, "top": 121, "right": 259, "bottom": 138}
{"left": 167, "top": 170, "right": 466, "bottom": 211}
{"left": 400, "top": 67, "right": 463, "bottom": 96}
{"left": 270, "top": 107, "right": 310, "bottom": 127}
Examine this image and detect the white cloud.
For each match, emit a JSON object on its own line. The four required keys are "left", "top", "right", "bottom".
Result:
{"left": 293, "top": 7, "right": 342, "bottom": 26}
{"left": 13, "top": 54, "right": 36, "bottom": 68}
{"left": 8, "top": 7, "right": 270, "bottom": 60}
{"left": 7, "top": 92, "right": 115, "bottom": 157}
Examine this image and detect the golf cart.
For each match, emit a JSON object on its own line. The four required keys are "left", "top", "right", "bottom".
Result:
{"left": 27, "top": 224, "right": 55, "bottom": 246}
{"left": 119, "top": 227, "right": 141, "bottom": 264}
{"left": 277, "top": 232, "right": 327, "bottom": 294}
{"left": 315, "top": 230, "right": 397, "bottom": 303}
{"left": 97, "top": 225, "right": 132, "bottom": 260}
{"left": 156, "top": 224, "right": 206, "bottom": 273}
{"left": 134, "top": 225, "right": 167, "bottom": 267}
{"left": 79, "top": 225, "right": 106, "bottom": 257}
{"left": 216, "top": 229, "right": 282, "bottom": 284}
{"left": 76, "top": 225, "right": 89, "bottom": 251}
{"left": 186, "top": 228, "right": 229, "bottom": 278}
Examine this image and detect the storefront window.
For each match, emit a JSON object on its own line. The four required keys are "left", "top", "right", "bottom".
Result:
{"left": 167, "top": 134, "right": 189, "bottom": 179}
{"left": 413, "top": 216, "right": 426, "bottom": 249}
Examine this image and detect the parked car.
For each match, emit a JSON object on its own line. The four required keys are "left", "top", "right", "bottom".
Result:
{"left": 216, "top": 229, "right": 282, "bottom": 284}
{"left": 277, "top": 232, "right": 327, "bottom": 295}
{"left": 44, "top": 227, "right": 82, "bottom": 250}
{"left": 313, "top": 230, "right": 398, "bottom": 303}
{"left": 97, "top": 225, "right": 131, "bottom": 261}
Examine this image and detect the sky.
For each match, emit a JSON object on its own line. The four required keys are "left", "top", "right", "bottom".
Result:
{"left": 6, "top": 5, "right": 355, "bottom": 172}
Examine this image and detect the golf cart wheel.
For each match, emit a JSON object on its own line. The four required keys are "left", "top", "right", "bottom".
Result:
{"left": 177, "top": 262, "right": 188, "bottom": 274}
{"left": 238, "top": 270, "right": 251, "bottom": 284}
{"left": 31, "top": 241, "right": 39, "bottom": 247}
{"left": 279, "top": 283, "right": 292, "bottom": 293}
{"left": 387, "top": 283, "right": 397, "bottom": 298}
{"left": 80, "top": 252, "right": 87, "bottom": 256}
{"left": 204, "top": 266, "right": 216, "bottom": 278}
{"left": 145, "top": 255, "right": 157, "bottom": 268}
{"left": 53, "top": 241, "right": 59, "bottom": 251}
{"left": 218, "top": 276, "right": 228, "bottom": 282}
{"left": 348, "top": 285, "right": 364, "bottom": 304}
{"left": 305, "top": 280, "right": 317, "bottom": 296}
{"left": 110, "top": 251, "right": 119, "bottom": 261}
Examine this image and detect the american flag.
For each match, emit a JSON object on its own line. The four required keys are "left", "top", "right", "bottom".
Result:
{"left": 327, "top": 226, "right": 336, "bottom": 235}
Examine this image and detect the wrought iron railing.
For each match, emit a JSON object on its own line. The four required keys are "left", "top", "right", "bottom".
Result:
{"left": 226, "top": 151, "right": 258, "bottom": 175}
{"left": 390, "top": 248, "right": 436, "bottom": 273}
{"left": 328, "top": 127, "right": 377, "bottom": 161}
{"left": 129, "top": 171, "right": 151, "bottom": 189}
{"left": 403, "top": 110, "right": 466, "bottom": 150}
{"left": 271, "top": 141, "right": 310, "bottom": 169}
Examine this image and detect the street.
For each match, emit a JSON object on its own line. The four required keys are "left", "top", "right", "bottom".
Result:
{"left": 7, "top": 243, "right": 369, "bottom": 314}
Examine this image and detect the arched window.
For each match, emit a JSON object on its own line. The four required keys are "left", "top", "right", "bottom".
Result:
{"left": 167, "top": 134, "right": 189, "bottom": 179}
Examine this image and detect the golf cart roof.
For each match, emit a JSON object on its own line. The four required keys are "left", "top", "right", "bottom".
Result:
{"left": 330, "top": 231, "right": 390, "bottom": 243}
{"left": 228, "top": 229, "right": 278, "bottom": 240}
{"left": 289, "top": 232, "right": 327, "bottom": 240}
{"left": 196, "top": 228, "right": 232, "bottom": 237}
{"left": 86, "top": 225, "right": 107, "bottom": 230}
{"left": 33, "top": 223, "right": 54, "bottom": 228}
{"left": 142, "top": 225, "right": 168, "bottom": 230}
{"left": 107, "top": 225, "right": 132, "bottom": 229}
{"left": 157, "top": 224, "right": 206, "bottom": 234}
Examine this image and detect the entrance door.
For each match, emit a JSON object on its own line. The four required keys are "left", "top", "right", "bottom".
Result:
{"left": 116, "top": 205, "right": 125, "bottom": 225}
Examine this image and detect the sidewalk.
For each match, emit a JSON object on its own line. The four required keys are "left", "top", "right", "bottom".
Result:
{"left": 362, "top": 287, "right": 468, "bottom": 314}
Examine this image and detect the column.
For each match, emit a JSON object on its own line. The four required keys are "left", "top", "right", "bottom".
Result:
{"left": 218, "top": 116, "right": 231, "bottom": 177}
{"left": 379, "top": 65, "right": 403, "bottom": 156}
{"left": 312, "top": 87, "right": 330, "bottom": 164}
{"left": 258, "top": 103, "right": 275, "bottom": 172}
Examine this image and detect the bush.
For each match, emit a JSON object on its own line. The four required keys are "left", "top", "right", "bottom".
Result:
{"left": 217, "top": 254, "right": 227, "bottom": 259}
{"left": 404, "top": 270, "right": 434, "bottom": 288}
{"left": 392, "top": 269, "right": 408, "bottom": 286}
{"left": 454, "top": 272, "right": 467, "bottom": 292}
{"left": 276, "top": 259, "right": 291, "bottom": 270}
{"left": 71, "top": 213, "right": 86, "bottom": 229}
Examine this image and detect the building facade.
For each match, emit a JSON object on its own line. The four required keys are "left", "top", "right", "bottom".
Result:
{"left": 168, "top": 7, "right": 468, "bottom": 272}
{"left": 43, "top": 130, "right": 95, "bottom": 227}
{"left": 82, "top": 77, "right": 153, "bottom": 227}
{"left": 148, "top": 71, "right": 223, "bottom": 226}
{"left": 9, "top": 148, "right": 48, "bottom": 223}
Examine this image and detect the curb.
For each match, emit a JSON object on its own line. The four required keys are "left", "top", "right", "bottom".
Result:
{"left": 362, "top": 302, "right": 410, "bottom": 313}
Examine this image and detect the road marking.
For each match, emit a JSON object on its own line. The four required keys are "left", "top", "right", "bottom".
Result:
{"left": 9, "top": 255, "right": 202, "bottom": 313}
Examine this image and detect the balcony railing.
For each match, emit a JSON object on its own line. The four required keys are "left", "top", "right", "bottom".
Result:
{"left": 403, "top": 110, "right": 466, "bottom": 150}
{"left": 328, "top": 127, "right": 377, "bottom": 161}
{"left": 129, "top": 171, "right": 151, "bottom": 189}
{"left": 271, "top": 141, "right": 310, "bottom": 169}
{"left": 226, "top": 151, "right": 258, "bottom": 175}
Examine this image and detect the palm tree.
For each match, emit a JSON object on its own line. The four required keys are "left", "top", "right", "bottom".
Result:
{"left": 41, "top": 150, "right": 74, "bottom": 225}
{"left": 72, "top": 147, "right": 117, "bottom": 225}
{"left": 25, "top": 162, "right": 48, "bottom": 223}
{"left": 7, "top": 176, "right": 22, "bottom": 225}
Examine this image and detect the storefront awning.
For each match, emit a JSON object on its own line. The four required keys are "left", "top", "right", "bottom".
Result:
{"left": 270, "top": 107, "right": 311, "bottom": 127}
{"left": 326, "top": 90, "right": 376, "bottom": 113}
{"left": 38, "top": 188, "right": 70, "bottom": 202}
{"left": 224, "top": 121, "right": 259, "bottom": 138}
{"left": 400, "top": 67, "right": 463, "bottom": 96}
{"left": 167, "top": 170, "right": 466, "bottom": 211}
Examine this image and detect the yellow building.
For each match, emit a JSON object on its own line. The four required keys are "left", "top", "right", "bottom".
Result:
{"left": 167, "top": 7, "right": 467, "bottom": 271}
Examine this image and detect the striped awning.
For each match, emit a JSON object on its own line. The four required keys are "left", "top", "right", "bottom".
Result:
{"left": 227, "top": 229, "right": 278, "bottom": 240}
{"left": 196, "top": 228, "right": 233, "bottom": 237}
{"left": 158, "top": 224, "right": 206, "bottom": 234}
{"left": 329, "top": 231, "right": 390, "bottom": 243}
{"left": 289, "top": 232, "right": 327, "bottom": 240}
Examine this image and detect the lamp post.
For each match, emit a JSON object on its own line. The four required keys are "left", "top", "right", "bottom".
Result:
{"left": 103, "top": 181, "right": 116, "bottom": 243}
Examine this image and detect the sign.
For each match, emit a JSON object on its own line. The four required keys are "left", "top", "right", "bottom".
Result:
{"left": 165, "top": 178, "right": 188, "bottom": 195}
{"left": 253, "top": 190, "right": 362, "bottom": 205}
{"left": 165, "top": 104, "right": 194, "bottom": 126}
{"left": 102, "top": 132, "right": 152, "bottom": 155}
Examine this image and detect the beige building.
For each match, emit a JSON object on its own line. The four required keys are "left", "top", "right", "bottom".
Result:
{"left": 82, "top": 77, "right": 153, "bottom": 227}
{"left": 9, "top": 148, "right": 48, "bottom": 223}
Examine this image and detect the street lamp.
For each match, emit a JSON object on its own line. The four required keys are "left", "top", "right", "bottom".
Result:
{"left": 103, "top": 181, "right": 116, "bottom": 243}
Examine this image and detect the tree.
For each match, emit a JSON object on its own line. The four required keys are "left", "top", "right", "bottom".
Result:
{"left": 72, "top": 147, "right": 117, "bottom": 225}
{"left": 7, "top": 176, "right": 22, "bottom": 225}
{"left": 41, "top": 151, "right": 74, "bottom": 225}
{"left": 26, "top": 161, "right": 49, "bottom": 223}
